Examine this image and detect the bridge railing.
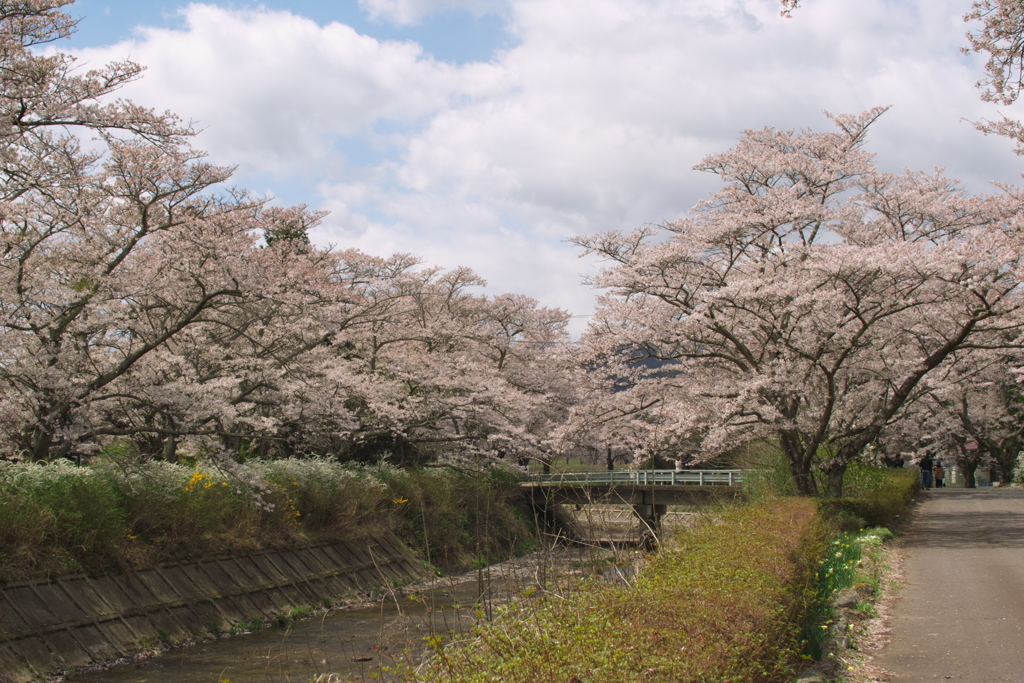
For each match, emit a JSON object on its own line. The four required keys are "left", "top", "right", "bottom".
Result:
{"left": 520, "top": 469, "right": 747, "bottom": 487}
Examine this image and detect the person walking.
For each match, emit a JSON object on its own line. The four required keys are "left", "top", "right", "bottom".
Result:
{"left": 920, "top": 453, "right": 934, "bottom": 490}
{"left": 934, "top": 461, "right": 945, "bottom": 488}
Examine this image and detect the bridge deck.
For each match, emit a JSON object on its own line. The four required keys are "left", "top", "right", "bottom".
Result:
{"left": 522, "top": 469, "right": 748, "bottom": 506}
{"left": 520, "top": 469, "right": 745, "bottom": 487}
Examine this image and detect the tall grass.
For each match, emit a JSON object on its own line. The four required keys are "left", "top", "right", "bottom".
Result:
{"left": 0, "top": 458, "right": 532, "bottom": 582}
{"left": 378, "top": 466, "right": 535, "bottom": 572}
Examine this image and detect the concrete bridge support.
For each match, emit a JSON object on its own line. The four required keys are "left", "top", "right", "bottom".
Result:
{"left": 523, "top": 471, "right": 746, "bottom": 547}
{"left": 633, "top": 503, "right": 669, "bottom": 549}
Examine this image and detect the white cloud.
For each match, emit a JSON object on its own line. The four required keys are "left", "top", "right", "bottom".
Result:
{"left": 64, "top": 0, "right": 1024, "bottom": 336}
{"left": 74, "top": 4, "right": 473, "bottom": 176}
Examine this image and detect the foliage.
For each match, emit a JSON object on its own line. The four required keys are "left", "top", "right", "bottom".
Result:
{"left": 817, "top": 465, "right": 919, "bottom": 531}
{"left": 922, "top": 358, "right": 1023, "bottom": 485}
{"left": 0, "top": 458, "right": 531, "bottom": 581}
{"left": 740, "top": 440, "right": 799, "bottom": 500}
{"left": 374, "top": 465, "right": 535, "bottom": 572}
{"left": 0, "top": 460, "right": 128, "bottom": 575}
{"left": 391, "top": 499, "right": 828, "bottom": 683}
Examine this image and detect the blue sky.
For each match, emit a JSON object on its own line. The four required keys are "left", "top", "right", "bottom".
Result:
{"left": 67, "top": 0, "right": 511, "bottom": 63}
{"left": 57, "top": 0, "right": 1024, "bottom": 335}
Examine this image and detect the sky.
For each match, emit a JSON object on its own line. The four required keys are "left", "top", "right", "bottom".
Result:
{"left": 59, "top": 0, "right": 1024, "bottom": 336}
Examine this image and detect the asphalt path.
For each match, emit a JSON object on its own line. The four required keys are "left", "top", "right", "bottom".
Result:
{"left": 873, "top": 487, "right": 1024, "bottom": 682}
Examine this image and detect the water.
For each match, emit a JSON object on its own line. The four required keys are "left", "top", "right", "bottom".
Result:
{"left": 63, "top": 546, "right": 625, "bottom": 683}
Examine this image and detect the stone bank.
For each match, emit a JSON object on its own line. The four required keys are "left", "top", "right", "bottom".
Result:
{"left": 0, "top": 536, "right": 424, "bottom": 683}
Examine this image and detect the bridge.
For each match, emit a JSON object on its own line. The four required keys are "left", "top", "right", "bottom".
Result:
{"left": 521, "top": 469, "right": 748, "bottom": 546}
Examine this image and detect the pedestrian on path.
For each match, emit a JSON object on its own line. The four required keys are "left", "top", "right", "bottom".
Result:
{"left": 919, "top": 453, "right": 934, "bottom": 489}
{"left": 934, "top": 461, "right": 945, "bottom": 488}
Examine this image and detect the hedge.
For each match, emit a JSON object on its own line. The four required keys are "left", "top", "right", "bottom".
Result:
{"left": 817, "top": 465, "right": 919, "bottom": 530}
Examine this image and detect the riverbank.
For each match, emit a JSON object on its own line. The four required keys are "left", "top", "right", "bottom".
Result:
{"left": 0, "top": 536, "right": 428, "bottom": 683}
{"left": 0, "top": 459, "right": 532, "bottom": 582}
{"left": 382, "top": 499, "right": 828, "bottom": 683}
{"left": 367, "top": 467, "right": 919, "bottom": 683}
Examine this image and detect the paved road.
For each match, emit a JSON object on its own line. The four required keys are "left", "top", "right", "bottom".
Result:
{"left": 873, "top": 488, "right": 1024, "bottom": 682}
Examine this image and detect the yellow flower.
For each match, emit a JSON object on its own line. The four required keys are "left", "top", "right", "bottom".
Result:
{"left": 185, "top": 468, "right": 213, "bottom": 491}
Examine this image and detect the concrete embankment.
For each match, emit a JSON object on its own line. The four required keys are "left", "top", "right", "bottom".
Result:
{"left": 0, "top": 536, "right": 424, "bottom": 683}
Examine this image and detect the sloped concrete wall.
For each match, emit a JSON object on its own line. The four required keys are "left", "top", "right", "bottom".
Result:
{"left": 0, "top": 536, "right": 424, "bottom": 683}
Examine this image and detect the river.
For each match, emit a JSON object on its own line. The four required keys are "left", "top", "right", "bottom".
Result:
{"left": 62, "top": 544, "right": 629, "bottom": 683}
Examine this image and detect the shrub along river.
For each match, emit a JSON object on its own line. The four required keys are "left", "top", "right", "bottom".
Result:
{"left": 62, "top": 545, "right": 633, "bottom": 683}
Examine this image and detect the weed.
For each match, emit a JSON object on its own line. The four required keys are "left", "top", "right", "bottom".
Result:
{"left": 288, "top": 605, "right": 312, "bottom": 620}
{"left": 853, "top": 599, "right": 878, "bottom": 617}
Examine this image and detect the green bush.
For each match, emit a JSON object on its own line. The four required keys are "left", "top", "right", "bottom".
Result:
{"left": 740, "top": 440, "right": 798, "bottom": 500}
{"left": 395, "top": 499, "right": 828, "bottom": 683}
{"left": 817, "top": 465, "right": 918, "bottom": 530}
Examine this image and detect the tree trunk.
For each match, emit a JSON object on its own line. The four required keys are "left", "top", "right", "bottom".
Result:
{"left": 28, "top": 426, "right": 54, "bottom": 462}
{"left": 825, "top": 462, "right": 848, "bottom": 498}
{"left": 990, "top": 446, "right": 1017, "bottom": 485}
{"left": 959, "top": 461, "right": 978, "bottom": 488}
{"left": 787, "top": 458, "right": 818, "bottom": 496}
{"left": 26, "top": 392, "right": 76, "bottom": 461}
{"left": 161, "top": 435, "right": 178, "bottom": 463}
{"left": 781, "top": 433, "right": 818, "bottom": 496}
{"left": 997, "top": 461, "right": 1015, "bottom": 485}
{"left": 606, "top": 446, "right": 614, "bottom": 471}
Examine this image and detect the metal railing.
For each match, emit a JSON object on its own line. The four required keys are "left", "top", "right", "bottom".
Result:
{"left": 521, "top": 469, "right": 746, "bottom": 487}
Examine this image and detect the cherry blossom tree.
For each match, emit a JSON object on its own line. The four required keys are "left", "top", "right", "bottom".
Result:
{"left": 915, "top": 350, "right": 1024, "bottom": 485}
{"left": 573, "top": 108, "right": 1024, "bottom": 496}
{"left": 0, "top": 2, "right": 576, "bottom": 468}
{"left": 0, "top": 1, "right": 264, "bottom": 460}
{"left": 318, "top": 262, "right": 571, "bottom": 467}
